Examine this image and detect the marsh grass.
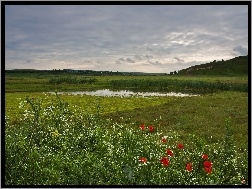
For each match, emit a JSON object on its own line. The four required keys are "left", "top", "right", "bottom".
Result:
{"left": 109, "top": 79, "right": 248, "bottom": 93}
{"left": 5, "top": 94, "right": 248, "bottom": 185}
{"left": 5, "top": 73, "right": 247, "bottom": 93}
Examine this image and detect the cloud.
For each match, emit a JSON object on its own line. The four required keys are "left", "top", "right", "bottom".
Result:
{"left": 144, "top": 54, "right": 153, "bottom": 59}
{"left": 233, "top": 45, "right": 248, "bottom": 55}
{"left": 174, "top": 57, "right": 185, "bottom": 62}
{"left": 126, "top": 58, "right": 135, "bottom": 63}
{"left": 146, "top": 47, "right": 153, "bottom": 51}
{"left": 147, "top": 60, "right": 162, "bottom": 65}
{"left": 118, "top": 58, "right": 125, "bottom": 61}
{"left": 116, "top": 60, "right": 121, "bottom": 64}
{"left": 25, "top": 60, "right": 32, "bottom": 63}
{"left": 134, "top": 55, "right": 142, "bottom": 60}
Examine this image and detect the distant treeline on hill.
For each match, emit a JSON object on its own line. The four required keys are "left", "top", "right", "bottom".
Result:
{"left": 5, "top": 55, "right": 248, "bottom": 76}
{"left": 176, "top": 55, "right": 248, "bottom": 76}
{"left": 5, "top": 69, "right": 167, "bottom": 76}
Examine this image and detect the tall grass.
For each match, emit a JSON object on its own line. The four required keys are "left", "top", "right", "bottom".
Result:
{"left": 5, "top": 93, "right": 248, "bottom": 185}
{"left": 110, "top": 79, "right": 248, "bottom": 93}
{"left": 48, "top": 77, "right": 97, "bottom": 85}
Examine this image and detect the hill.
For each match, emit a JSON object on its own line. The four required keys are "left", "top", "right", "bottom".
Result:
{"left": 176, "top": 55, "right": 248, "bottom": 76}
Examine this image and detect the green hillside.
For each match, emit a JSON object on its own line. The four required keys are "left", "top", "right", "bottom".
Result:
{"left": 176, "top": 55, "right": 248, "bottom": 76}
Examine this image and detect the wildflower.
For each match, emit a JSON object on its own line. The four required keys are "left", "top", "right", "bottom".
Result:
{"left": 203, "top": 161, "right": 212, "bottom": 168}
{"left": 204, "top": 166, "right": 212, "bottom": 174}
{"left": 203, "top": 161, "right": 213, "bottom": 174}
{"left": 160, "top": 157, "right": 170, "bottom": 167}
{"left": 139, "top": 157, "right": 147, "bottom": 163}
{"left": 161, "top": 137, "right": 167, "bottom": 143}
{"left": 241, "top": 178, "right": 246, "bottom": 185}
{"left": 202, "top": 154, "right": 208, "bottom": 160}
{"left": 166, "top": 149, "right": 174, "bottom": 156}
{"left": 149, "top": 125, "right": 154, "bottom": 132}
{"left": 177, "top": 143, "right": 184, "bottom": 149}
{"left": 186, "top": 162, "right": 193, "bottom": 172}
{"left": 140, "top": 124, "right": 145, "bottom": 130}
{"left": 51, "top": 130, "right": 60, "bottom": 137}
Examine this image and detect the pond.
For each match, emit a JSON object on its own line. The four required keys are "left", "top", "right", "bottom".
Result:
{"left": 49, "top": 89, "right": 199, "bottom": 97}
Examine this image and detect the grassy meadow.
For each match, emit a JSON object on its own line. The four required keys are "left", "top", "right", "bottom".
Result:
{"left": 5, "top": 72, "right": 249, "bottom": 185}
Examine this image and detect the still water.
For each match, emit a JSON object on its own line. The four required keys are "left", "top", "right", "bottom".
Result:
{"left": 49, "top": 89, "right": 199, "bottom": 97}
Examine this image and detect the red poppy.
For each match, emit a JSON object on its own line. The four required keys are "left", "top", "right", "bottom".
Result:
{"left": 204, "top": 166, "right": 212, "bottom": 173}
{"left": 140, "top": 124, "right": 145, "bottom": 130}
{"left": 149, "top": 125, "right": 154, "bottom": 132}
{"left": 160, "top": 157, "right": 170, "bottom": 167}
{"left": 203, "top": 161, "right": 213, "bottom": 174}
{"left": 202, "top": 154, "right": 208, "bottom": 160}
{"left": 162, "top": 137, "right": 167, "bottom": 143}
{"left": 186, "top": 163, "right": 193, "bottom": 172}
{"left": 166, "top": 149, "right": 174, "bottom": 156}
{"left": 139, "top": 157, "right": 147, "bottom": 163}
{"left": 203, "top": 161, "right": 212, "bottom": 168}
{"left": 177, "top": 143, "right": 184, "bottom": 149}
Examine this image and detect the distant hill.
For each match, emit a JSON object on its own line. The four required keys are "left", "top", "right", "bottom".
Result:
{"left": 176, "top": 55, "right": 248, "bottom": 76}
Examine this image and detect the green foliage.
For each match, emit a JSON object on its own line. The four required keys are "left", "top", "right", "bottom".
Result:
{"left": 48, "top": 77, "right": 97, "bottom": 85}
{"left": 5, "top": 94, "right": 248, "bottom": 185}
{"left": 110, "top": 79, "right": 248, "bottom": 93}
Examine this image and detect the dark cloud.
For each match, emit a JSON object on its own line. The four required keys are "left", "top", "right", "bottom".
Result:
{"left": 115, "top": 60, "right": 121, "bottom": 64}
{"left": 174, "top": 57, "right": 185, "bottom": 62}
{"left": 144, "top": 54, "right": 153, "bottom": 59}
{"left": 134, "top": 55, "right": 142, "bottom": 60}
{"left": 25, "top": 60, "right": 32, "bottom": 63}
{"left": 126, "top": 58, "right": 135, "bottom": 63}
{"left": 146, "top": 47, "right": 153, "bottom": 51}
{"left": 118, "top": 58, "right": 125, "bottom": 61}
{"left": 233, "top": 45, "right": 248, "bottom": 55}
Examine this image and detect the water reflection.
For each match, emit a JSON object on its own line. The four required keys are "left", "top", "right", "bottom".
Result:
{"left": 50, "top": 89, "right": 199, "bottom": 97}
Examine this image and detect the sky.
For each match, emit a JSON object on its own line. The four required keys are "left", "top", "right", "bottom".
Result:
{"left": 5, "top": 5, "right": 248, "bottom": 73}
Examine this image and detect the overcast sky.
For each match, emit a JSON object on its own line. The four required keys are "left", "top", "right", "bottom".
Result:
{"left": 5, "top": 5, "right": 248, "bottom": 73}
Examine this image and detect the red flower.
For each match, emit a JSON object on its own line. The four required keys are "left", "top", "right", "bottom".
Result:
{"left": 186, "top": 162, "right": 193, "bottom": 172}
{"left": 166, "top": 149, "right": 174, "bottom": 156}
{"left": 203, "top": 161, "right": 212, "bottom": 168}
{"left": 204, "top": 166, "right": 212, "bottom": 173}
{"left": 177, "top": 143, "right": 184, "bottom": 149}
{"left": 149, "top": 125, "right": 154, "bottom": 132}
{"left": 140, "top": 124, "right": 145, "bottom": 130}
{"left": 139, "top": 157, "right": 147, "bottom": 163}
{"left": 162, "top": 137, "right": 167, "bottom": 143}
{"left": 160, "top": 157, "right": 170, "bottom": 167}
{"left": 203, "top": 161, "right": 213, "bottom": 174}
{"left": 202, "top": 154, "right": 208, "bottom": 160}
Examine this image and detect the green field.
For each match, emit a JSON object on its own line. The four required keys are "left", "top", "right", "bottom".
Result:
{"left": 5, "top": 72, "right": 248, "bottom": 185}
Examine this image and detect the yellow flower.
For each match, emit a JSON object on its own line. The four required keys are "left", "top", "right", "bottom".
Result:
{"left": 51, "top": 130, "right": 60, "bottom": 137}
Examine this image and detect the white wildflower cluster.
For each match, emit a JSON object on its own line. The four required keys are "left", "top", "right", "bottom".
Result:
{"left": 5, "top": 115, "right": 10, "bottom": 126}
{"left": 18, "top": 100, "right": 25, "bottom": 109}
{"left": 23, "top": 109, "right": 34, "bottom": 120}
